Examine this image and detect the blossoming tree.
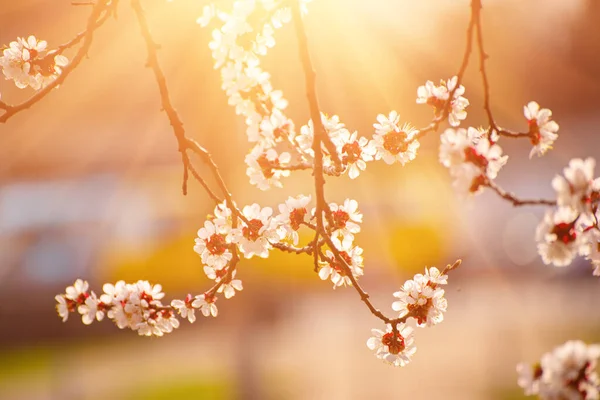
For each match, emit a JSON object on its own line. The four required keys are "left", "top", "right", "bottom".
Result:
{"left": 1, "top": 0, "right": 599, "bottom": 398}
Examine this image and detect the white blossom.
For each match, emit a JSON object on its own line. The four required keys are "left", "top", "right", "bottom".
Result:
{"left": 585, "top": 230, "right": 600, "bottom": 277}
{"left": 0, "top": 36, "right": 68, "bottom": 90}
{"left": 524, "top": 101, "right": 559, "bottom": 158}
{"left": 276, "top": 195, "right": 312, "bottom": 245}
{"left": 367, "top": 323, "right": 417, "bottom": 367}
{"left": 197, "top": 4, "right": 216, "bottom": 27}
{"left": 230, "top": 203, "right": 281, "bottom": 258}
{"left": 552, "top": 158, "right": 600, "bottom": 215}
{"left": 217, "top": 270, "right": 243, "bottom": 299}
{"left": 518, "top": 340, "right": 600, "bottom": 399}
{"left": 55, "top": 295, "right": 72, "bottom": 322}
{"left": 439, "top": 127, "right": 508, "bottom": 195}
{"left": 536, "top": 208, "right": 589, "bottom": 267}
{"left": 392, "top": 271, "right": 448, "bottom": 327}
{"left": 318, "top": 239, "right": 364, "bottom": 288}
{"left": 417, "top": 76, "right": 469, "bottom": 127}
{"left": 77, "top": 293, "right": 108, "bottom": 325}
{"left": 192, "top": 293, "right": 219, "bottom": 317}
{"left": 327, "top": 198, "right": 362, "bottom": 247}
{"left": 337, "top": 130, "right": 375, "bottom": 179}
{"left": 194, "top": 220, "right": 233, "bottom": 270}
{"left": 295, "top": 113, "right": 348, "bottom": 162}
{"left": 171, "top": 294, "right": 196, "bottom": 323}
{"left": 372, "top": 111, "right": 420, "bottom": 165}
{"left": 245, "top": 145, "right": 291, "bottom": 190}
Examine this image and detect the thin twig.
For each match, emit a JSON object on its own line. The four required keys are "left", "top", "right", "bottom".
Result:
{"left": 497, "top": 129, "right": 530, "bottom": 139}
{"left": 290, "top": 2, "right": 341, "bottom": 171}
{"left": 473, "top": 0, "right": 496, "bottom": 132}
{"left": 415, "top": 0, "right": 476, "bottom": 139}
{"left": 131, "top": 0, "right": 248, "bottom": 218}
{"left": 272, "top": 241, "right": 317, "bottom": 255}
{"left": 0, "top": 0, "right": 116, "bottom": 122}
{"left": 55, "top": 6, "right": 114, "bottom": 55}
{"left": 472, "top": 0, "right": 530, "bottom": 143}
{"left": 486, "top": 181, "right": 556, "bottom": 207}
{"left": 292, "top": 0, "right": 440, "bottom": 325}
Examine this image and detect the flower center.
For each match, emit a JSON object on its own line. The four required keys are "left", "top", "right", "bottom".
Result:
{"left": 76, "top": 292, "right": 90, "bottom": 305}
{"left": 426, "top": 96, "right": 446, "bottom": 115}
{"left": 533, "top": 363, "right": 543, "bottom": 380}
{"left": 469, "top": 175, "right": 487, "bottom": 193}
{"left": 97, "top": 302, "right": 110, "bottom": 313}
{"left": 242, "top": 85, "right": 271, "bottom": 116}
{"left": 463, "top": 146, "right": 489, "bottom": 169}
{"left": 32, "top": 55, "right": 58, "bottom": 77}
{"left": 382, "top": 331, "right": 406, "bottom": 355}
{"left": 256, "top": 154, "right": 276, "bottom": 178}
{"left": 204, "top": 292, "right": 216, "bottom": 304}
{"left": 583, "top": 190, "right": 599, "bottom": 205}
{"left": 206, "top": 233, "right": 228, "bottom": 255}
{"left": 331, "top": 210, "right": 350, "bottom": 230}
{"left": 66, "top": 298, "right": 77, "bottom": 312}
{"left": 382, "top": 131, "right": 408, "bottom": 155}
{"left": 243, "top": 218, "right": 264, "bottom": 241}
{"left": 28, "top": 48, "right": 39, "bottom": 59}
{"left": 342, "top": 141, "right": 362, "bottom": 164}
{"left": 328, "top": 251, "right": 352, "bottom": 275}
{"left": 551, "top": 222, "right": 577, "bottom": 244}
{"left": 528, "top": 119, "right": 541, "bottom": 146}
{"left": 273, "top": 121, "right": 292, "bottom": 140}
{"left": 407, "top": 297, "right": 433, "bottom": 325}
{"left": 140, "top": 292, "right": 153, "bottom": 303}
{"left": 289, "top": 208, "right": 307, "bottom": 231}
{"left": 215, "top": 268, "right": 228, "bottom": 280}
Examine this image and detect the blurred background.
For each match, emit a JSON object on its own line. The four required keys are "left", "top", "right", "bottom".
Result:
{"left": 1, "top": 0, "right": 600, "bottom": 399}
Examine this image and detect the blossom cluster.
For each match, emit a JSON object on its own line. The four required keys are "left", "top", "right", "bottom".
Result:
{"left": 536, "top": 158, "right": 600, "bottom": 272}
{"left": 439, "top": 126, "right": 507, "bottom": 194}
{"left": 55, "top": 279, "right": 179, "bottom": 336}
{"left": 194, "top": 198, "right": 365, "bottom": 288}
{"left": 517, "top": 340, "right": 600, "bottom": 399}
{"left": 40, "top": 0, "right": 599, "bottom": 380}
{"left": 417, "top": 76, "right": 469, "bottom": 127}
{"left": 437, "top": 100, "right": 560, "bottom": 196}
{"left": 201, "top": 2, "right": 466, "bottom": 190}
{"left": 367, "top": 266, "right": 450, "bottom": 367}
{"left": 55, "top": 279, "right": 221, "bottom": 336}
{"left": 200, "top": 1, "right": 298, "bottom": 189}
{"left": 0, "top": 35, "right": 68, "bottom": 90}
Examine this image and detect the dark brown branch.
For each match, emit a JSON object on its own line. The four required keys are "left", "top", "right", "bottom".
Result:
{"left": 415, "top": 0, "right": 476, "bottom": 139}
{"left": 55, "top": 6, "right": 115, "bottom": 55}
{"left": 272, "top": 241, "right": 317, "bottom": 255}
{"left": 486, "top": 180, "right": 556, "bottom": 207}
{"left": 131, "top": 0, "right": 249, "bottom": 220}
{"left": 472, "top": 0, "right": 533, "bottom": 142}
{"left": 0, "top": 0, "right": 116, "bottom": 122}
{"left": 497, "top": 129, "right": 530, "bottom": 139}
{"left": 472, "top": 0, "right": 496, "bottom": 132}
{"left": 319, "top": 231, "right": 393, "bottom": 323}
{"left": 292, "top": 0, "right": 454, "bottom": 326}
{"left": 291, "top": 2, "right": 341, "bottom": 171}
{"left": 186, "top": 162, "right": 222, "bottom": 204}
{"left": 131, "top": 0, "right": 249, "bottom": 300}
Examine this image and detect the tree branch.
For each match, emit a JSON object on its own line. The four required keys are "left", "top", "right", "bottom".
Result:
{"left": 415, "top": 0, "right": 476, "bottom": 139}
{"left": 0, "top": 0, "right": 116, "bottom": 122}
{"left": 486, "top": 180, "right": 556, "bottom": 207}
